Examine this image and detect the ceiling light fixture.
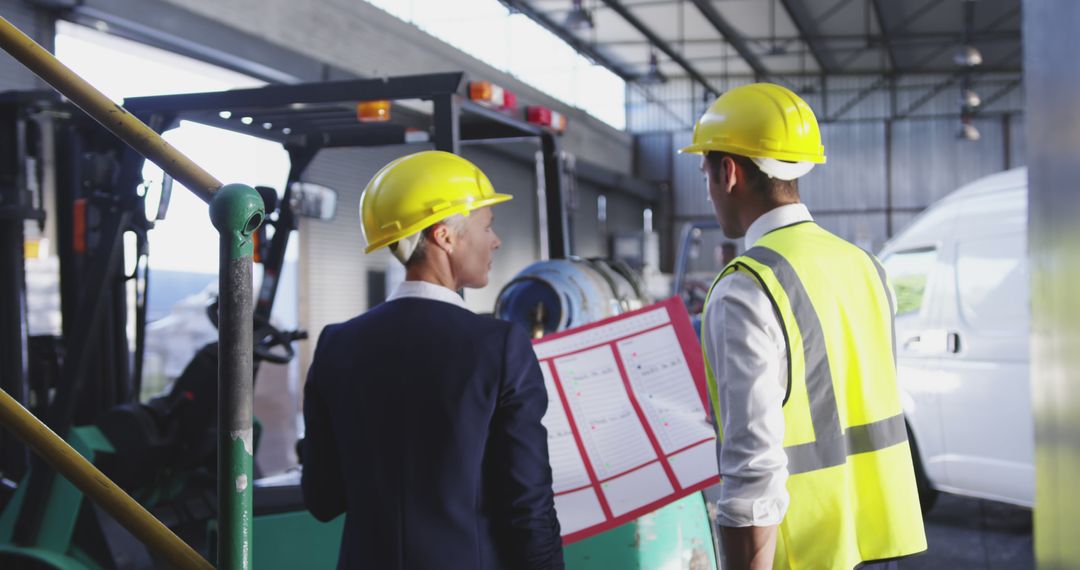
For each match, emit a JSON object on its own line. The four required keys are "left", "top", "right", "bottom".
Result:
{"left": 955, "top": 0, "right": 982, "bottom": 67}
{"left": 953, "top": 45, "right": 983, "bottom": 67}
{"left": 564, "top": 0, "right": 594, "bottom": 31}
{"left": 961, "top": 88, "right": 982, "bottom": 109}
{"left": 958, "top": 115, "right": 981, "bottom": 141}
{"left": 639, "top": 51, "right": 666, "bottom": 85}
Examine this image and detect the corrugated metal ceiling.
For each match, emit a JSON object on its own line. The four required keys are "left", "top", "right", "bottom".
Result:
{"left": 502, "top": 0, "right": 1021, "bottom": 89}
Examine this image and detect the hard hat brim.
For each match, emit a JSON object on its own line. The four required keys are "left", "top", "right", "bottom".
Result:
{"left": 678, "top": 141, "right": 826, "bottom": 164}
{"left": 677, "top": 142, "right": 709, "bottom": 155}
{"left": 364, "top": 192, "right": 513, "bottom": 254}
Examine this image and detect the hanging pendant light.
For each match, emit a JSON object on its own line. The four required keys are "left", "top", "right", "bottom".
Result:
{"left": 639, "top": 51, "right": 666, "bottom": 85}
{"left": 564, "top": 0, "right": 594, "bottom": 31}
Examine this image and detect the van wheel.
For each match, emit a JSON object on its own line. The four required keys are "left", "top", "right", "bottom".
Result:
{"left": 906, "top": 422, "right": 938, "bottom": 514}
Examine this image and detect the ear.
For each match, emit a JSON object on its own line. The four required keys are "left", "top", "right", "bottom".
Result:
{"left": 720, "top": 155, "right": 739, "bottom": 193}
{"left": 429, "top": 222, "right": 455, "bottom": 254}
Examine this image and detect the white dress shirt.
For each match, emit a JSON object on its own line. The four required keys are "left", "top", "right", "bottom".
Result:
{"left": 704, "top": 203, "right": 813, "bottom": 527}
{"left": 387, "top": 280, "right": 469, "bottom": 310}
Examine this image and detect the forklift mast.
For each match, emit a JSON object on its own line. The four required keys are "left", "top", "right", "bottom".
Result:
{"left": 0, "top": 93, "right": 158, "bottom": 544}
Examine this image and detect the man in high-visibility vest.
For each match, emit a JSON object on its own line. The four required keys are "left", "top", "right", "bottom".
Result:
{"left": 681, "top": 84, "right": 927, "bottom": 569}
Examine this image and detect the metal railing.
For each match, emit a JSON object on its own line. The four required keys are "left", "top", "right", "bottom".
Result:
{"left": 0, "top": 14, "right": 263, "bottom": 569}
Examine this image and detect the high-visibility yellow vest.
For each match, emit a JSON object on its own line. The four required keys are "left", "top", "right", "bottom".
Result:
{"left": 703, "top": 221, "right": 927, "bottom": 569}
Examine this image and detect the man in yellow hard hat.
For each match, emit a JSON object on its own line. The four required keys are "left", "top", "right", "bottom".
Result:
{"left": 301, "top": 150, "right": 564, "bottom": 570}
{"left": 682, "top": 84, "right": 926, "bottom": 569}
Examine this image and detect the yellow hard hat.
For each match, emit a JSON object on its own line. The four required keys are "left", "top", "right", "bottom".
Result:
{"left": 360, "top": 150, "right": 512, "bottom": 253}
{"left": 679, "top": 83, "right": 826, "bottom": 165}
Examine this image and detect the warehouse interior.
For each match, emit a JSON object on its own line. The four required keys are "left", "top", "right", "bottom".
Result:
{"left": 0, "top": 0, "right": 1076, "bottom": 568}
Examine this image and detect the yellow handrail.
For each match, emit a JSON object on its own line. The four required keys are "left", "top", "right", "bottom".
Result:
{"left": 0, "top": 389, "right": 213, "bottom": 569}
{"left": 0, "top": 15, "right": 221, "bottom": 202}
{"left": 0, "top": 13, "right": 229, "bottom": 569}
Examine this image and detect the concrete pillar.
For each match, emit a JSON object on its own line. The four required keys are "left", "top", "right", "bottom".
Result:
{"left": 1024, "top": 1, "right": 1080, "bottom": 567}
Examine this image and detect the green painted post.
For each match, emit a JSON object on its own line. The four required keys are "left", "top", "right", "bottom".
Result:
{"left": 209, "top": 184, "right": 265, "bottom": 570}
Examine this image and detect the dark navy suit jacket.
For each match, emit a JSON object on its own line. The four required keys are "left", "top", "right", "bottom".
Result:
{"left": 301, "top": 297, "right": 564, "bottom": 570}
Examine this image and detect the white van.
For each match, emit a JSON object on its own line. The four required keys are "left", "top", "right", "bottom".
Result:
{"left": 879, "top": 167, "right": 1032, "bottom": 511}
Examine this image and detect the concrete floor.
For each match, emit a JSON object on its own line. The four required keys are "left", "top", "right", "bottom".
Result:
{"left": 900, "top": 494, "right": 1033, "bottom": 569}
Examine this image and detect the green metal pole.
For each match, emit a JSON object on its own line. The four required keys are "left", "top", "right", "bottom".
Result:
{"left": 209, "top": 184, "right": 264, "bottom": 570}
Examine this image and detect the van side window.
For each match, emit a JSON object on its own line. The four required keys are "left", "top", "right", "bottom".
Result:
{"left": 882, "top": 248, "right": 936, "bottom": 316}
{"left": 956, "top": 235, "right": 1028, "bottom": 331}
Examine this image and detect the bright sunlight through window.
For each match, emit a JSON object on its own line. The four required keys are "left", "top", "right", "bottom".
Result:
{"left": 365, "top": 0, "right": 626, "bottom": 129}
{"left": 54, "top": 21, "right": 291, "bottom": 274}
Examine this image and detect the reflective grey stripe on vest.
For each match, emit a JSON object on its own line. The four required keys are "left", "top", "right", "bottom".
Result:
{"left": 784, "top": 413, "right": 908, "bottom": 475}
{"left": 743, "top": 247, "right": 842, "bottom": 442}
{"left": 741, "top": 246, "right": 908, "bottom": 475}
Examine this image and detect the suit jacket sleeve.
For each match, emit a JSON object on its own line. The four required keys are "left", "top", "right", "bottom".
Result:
{"left": 489, "top": 325, "right": 565, "bottom": 570}
{"left": 301, "top": 328, "right": 347, "bottom": 522}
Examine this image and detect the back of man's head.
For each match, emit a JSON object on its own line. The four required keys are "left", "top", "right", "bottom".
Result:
{"left": 704, "top": 151, "right": 800, "bottom": 205}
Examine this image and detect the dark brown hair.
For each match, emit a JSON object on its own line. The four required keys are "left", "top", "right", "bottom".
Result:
{"left": 704, "top": 151, "right": 799, "bottom": 203}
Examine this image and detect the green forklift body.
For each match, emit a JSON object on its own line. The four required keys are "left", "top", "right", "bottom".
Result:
{"left": 564, "top": 493, "right": 717, "bottom": 570}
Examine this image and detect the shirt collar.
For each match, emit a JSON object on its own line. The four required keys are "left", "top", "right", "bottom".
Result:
{"left": 743, "top": 203, "right": 813, "bottom": 249}
{"left": 387, "top": 280, "right": 468, "bottom": 310}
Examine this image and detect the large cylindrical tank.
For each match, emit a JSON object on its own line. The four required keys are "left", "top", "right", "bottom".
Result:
{"left": 494, "top": 257, "right": 649, "bottom": 337}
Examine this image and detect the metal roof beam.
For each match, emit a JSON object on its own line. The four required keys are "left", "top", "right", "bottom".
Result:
{"left": 895, "top": 74, "right": 961, "bottom": 118}
{"left": 498, "top": 0, "right": 638, "bottom": 82}
{"left": 972, "top": 78, "right": 1023, "bottom": 114}
{"left": 894, "top": 0, "right": 948, "bottom": 34}
{"left": 897, "top": 46, "right": 1022, "bottom": 119}
{"left": 983, "top": 5, "right": 1022, "bottom": 32}
{"left": 900, "top": 8, "right": 1022, "bottom": 73}
{"left": 685, "top": 0, "right": 769, "bottom": 80}
{"left": 777, "top": 0, "right": 836, "bottom": 73}
{"left": 871, "top": 0, "right": 898, "bottom": 71}
{"left": 598, "top": 0, "right": 722, "bottom": 94}
{"left": 836, "top": 2, "right": 1019, "bottom": 73}
{"left": 594, "top": 30, "right": 1018, "bottom": 47}
{"left": 124, "top": 73, "right": 468, "bottom": 112}
{"left": 814, "top": 0, "right": 859, "bottom": 27}
{"left": 826, "top": 75, "right": 889, "bottom": 121}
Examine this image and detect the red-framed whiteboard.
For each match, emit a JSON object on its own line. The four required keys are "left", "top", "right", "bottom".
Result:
{"left": 533, "top": 297, "right": 720, "bottom": 544}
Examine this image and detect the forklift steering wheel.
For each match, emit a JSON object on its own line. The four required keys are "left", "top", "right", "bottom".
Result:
{"left": 206, "top": 300, "right": 298, "bottom": 365}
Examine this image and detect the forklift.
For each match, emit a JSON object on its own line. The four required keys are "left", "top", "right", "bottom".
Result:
{"left": 0, "top": 69, "right": 716, "bottom": 568}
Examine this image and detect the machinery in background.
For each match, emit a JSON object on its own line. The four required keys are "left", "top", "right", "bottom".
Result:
{"left": 0, "top": 72, "right": 604, "bottom": 569}
{"left": 0, "top": 89, "right": 319, "bottom": 568}
{"left": 671, "top": 220, "right": 741, "bottom": 334}
{"left": 495, "top": 257, "right": 648, "bottom": 338}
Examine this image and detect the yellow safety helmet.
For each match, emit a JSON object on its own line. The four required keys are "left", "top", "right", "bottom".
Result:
{"left": 360, "top": 150, "right": 512, "bottom": 253}
{"left": 680, "top": 83, "right": 826, "bottom": 168}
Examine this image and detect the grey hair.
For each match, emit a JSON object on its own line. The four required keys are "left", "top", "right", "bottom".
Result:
{"left": 394, "top": 213, "right": 468, "bottom": 266}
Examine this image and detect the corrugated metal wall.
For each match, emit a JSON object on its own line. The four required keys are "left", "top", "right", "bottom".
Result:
{"left": 634, "top": 73, "right": 1024, "bottom": 253}
{"left": 572, "top": 181, "right": 649, "bottom": 258}
{"left": 631, "top": 74, "right": 1024, "bottom": 126}
{"left": 298, "top": 146, "right": 407, "bottom": 369}
{"left": 1008, "top": 113, "right": 1026, "bottom": 169}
